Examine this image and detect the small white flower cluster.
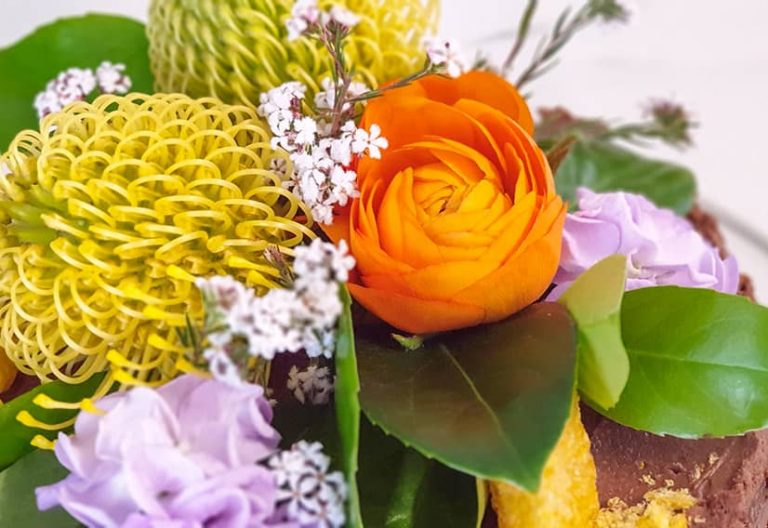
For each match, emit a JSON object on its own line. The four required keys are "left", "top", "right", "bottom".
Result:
{"left": 258, "top": 81, "right": 388, "bottom": 224}
{"left": 286, "top": 0, "right": 360, "bottom": 41}
{"left": 33, "top": 61, "right": 132, "bottom": 119}
{"left": 196, "top": 240, "right": 356, "bottom": 385}
{"left": 268, "top": 441, "right": 347, "bottom": 528}
{"left": 423, "top": 37, "right": 469, "bottom": 78}
{"left": 287, "top": 364, "right": 335, "bottom": 405}
{"left": 95, "top": 62, "right": 132, "bottom": 94}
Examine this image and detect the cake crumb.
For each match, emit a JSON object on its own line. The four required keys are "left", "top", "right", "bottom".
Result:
{"left": 690, "top": 464, "right": 703, "bottom": 481}
{"left": 597, "top": 488, "right": 697, "bottom": 528}
{"left": 664, "top": 479, "right": 675, "bottom": 488}
{"left": 692, "top": 516, "right": 706, "bottom": 525}
{"left": 708, "top": 452, "right": 720, "bottom": 466}
{"left": 636, "top": 460, "right": 646, "bottom": 470}
{"left": 641, "top": 474, "right": 656, "bottom": 486}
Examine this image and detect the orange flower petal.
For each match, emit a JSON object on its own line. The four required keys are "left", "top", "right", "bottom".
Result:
{"left": 407, "top": 71, "right": 534, "bottom": 134}
{"left": 452, "top": 204, "right": 567, "bottom": 322}
{"left": 348, "top": 283, "right": 486, "bottom": 334}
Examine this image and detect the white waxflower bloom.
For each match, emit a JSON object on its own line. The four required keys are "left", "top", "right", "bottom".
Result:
{"left": 34, "top": 90, "right": 63, "bottom": 119}
{"left": 423, "top": 37, "right": 468, "bottom": 78}
{"left": 287, "top": 364, "right": 335, "bottom": 405}
{"left": 60, "top": 67, "right": 98, "bottom": 95}
{"left": 258, "top": 82, "right": 306, "bottom": 116}
{"left": 268, "top": 441, "right": 347, "bottom": 528}
{"left": 95, "top": 62, "right": 132, "bottom": 94}
{"left": 294, "top": 116, "right": 319, "bottom": 146}
{"left": 329, "top": 5, "right": 360, "bottom": 29}
{"left": 33, "top": 67, "right": 99, "bottom": 119}
{"left": 270, "top": 157, "right": 290, "bottom": 181}
{"left": 351, "top": 124, "right": 389, "bottom": 159}
{"left": 195, "top": 240, "right": 352, "bottom": 362}
{"left": 329, "top": 166, "right": 358, "bottom": 207}
{"left": 286, "top": 0, "right": 321, "bottom": 41}
{"left": 196, "top": 275, "right": 253, "bottom": 313}
{"left": 294, "top": 238, "right": 356, "bottom": 284}
{"left": 203, "top": 346, "right": 245, "bottom": 387}
{"left": 326, "top": 136, "right": 353, "bottom": 166}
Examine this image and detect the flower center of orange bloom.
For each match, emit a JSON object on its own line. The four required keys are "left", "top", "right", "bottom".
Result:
{"left": 413, "top": 161, "right": 511, "bottom": 219}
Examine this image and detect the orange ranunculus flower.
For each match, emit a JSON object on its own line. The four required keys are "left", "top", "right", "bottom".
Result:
{"left": 326, "top": 71, "right": 567, "bottom": 334}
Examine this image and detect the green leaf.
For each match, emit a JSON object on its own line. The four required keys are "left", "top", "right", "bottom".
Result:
{"left": 335, "top": 287, "right": 362, "bottom": 528}
{"left": 599, "top": 286, "right": 768, "bottom": 438}
{"left": 358, "top": 418, "right": 477, "bottom": 528}
{"left": 555, "top": 141, "right": 696, "bottom": 215}
{"left": 0, "top": 14, "right": 154, "bottom": 149}
{"left": 558, "top": 255, "right": 630, "bottom": 409}
{"left": 0, "top": 373, "right": 105, "bottom": 470}
{"left": 357, "top": 303, "right": 577, "bottom": 491}
{"left": 0, "top": 449, "right": 78, "bottom": 527}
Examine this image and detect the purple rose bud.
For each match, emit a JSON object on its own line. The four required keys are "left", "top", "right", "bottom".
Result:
{"left": 549, "top": 188, "right": 739, "bottom": 299}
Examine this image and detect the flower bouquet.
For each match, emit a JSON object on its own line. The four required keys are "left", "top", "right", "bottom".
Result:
{"left": 0, "top": 1, "right": 766, "bottom": 527}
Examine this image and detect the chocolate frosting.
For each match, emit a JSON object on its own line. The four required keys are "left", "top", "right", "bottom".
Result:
{"left": 584, "top": 406, "right": 768, "bottom": 526}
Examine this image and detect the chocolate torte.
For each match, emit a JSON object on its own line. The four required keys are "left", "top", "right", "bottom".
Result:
{"left": 585, "top": 407, "right": 768, "bottom": 526}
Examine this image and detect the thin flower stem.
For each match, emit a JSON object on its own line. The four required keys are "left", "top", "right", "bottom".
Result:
{"left": 501, "top": 0, "right": 538, "bottom": 76}
{"left": 512, "top": 0, "right": 629, "bottom": 90}
{"left": 347, "top": 65, "right": 437, "bottom": 104}
{"left": 515, "top": 5, "right": 591, "bottom": 89}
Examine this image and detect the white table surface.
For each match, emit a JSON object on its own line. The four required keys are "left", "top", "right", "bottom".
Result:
{"left": 3, "top": 0, "right": 767, "bottom": 299}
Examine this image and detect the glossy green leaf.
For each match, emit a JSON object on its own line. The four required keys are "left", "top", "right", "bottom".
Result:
{"left": 0, "top": 14, "right": 153, "bottom": 149}
{"left": 599, "top": 286, "right": 768, "bottom": 438}
{"left": 559, "top": 255, "right": 630, "bottom": 409}
{"left": 555, "top": 141, "right": 696, "bottom": 215}
{"left": 357, "top": 303, "right": 577, "bottom": 491}
{"left": 335, "top": 287, "right": 362, "bottom": 528}
{"left": 358, "top": 418, "right": 477, "bottom": 528}
{"left": 0, "top": 374, "right": 105, "bottom": 470}
{"left": 0, "top": 449, "right": 77, "bottom": 527}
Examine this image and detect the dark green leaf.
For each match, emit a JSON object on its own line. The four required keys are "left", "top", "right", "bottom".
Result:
{"left": 555, "top": 141, "right": 696, "bottom": 215}
{"left": 0, "top": 373, "right": 105, "bottom": 470}
{"left": 358, "top": 418, "right": 477, "bottom": 528}
{"left": 558, "top": 255, "right": 629, "bottom": 409}
{"left": 335, "top": 287, "right": 362, "bottom": 528}
{"left": 357, "top": 303, "right": 577, "bottom": 491}
{"left": 0, "top": 14, "right": 154, "bottom": 149}
{"left": 0, "top": 449, "right": 77, "bottom": 527}
{"left": 599, "top": 286, "right": 768, "bottom": 437}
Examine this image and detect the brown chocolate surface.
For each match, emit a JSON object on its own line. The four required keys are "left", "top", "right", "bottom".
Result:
{"left": 584, "top": 406, "right": 768, "bottom": 527}
{"left": 687, "top": 203, "right": 756, "bottom": 302}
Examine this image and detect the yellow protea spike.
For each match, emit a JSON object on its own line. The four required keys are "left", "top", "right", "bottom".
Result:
{"left": 31, "top": 435, "right": 57, "bottom": 451}
{"left": 146, "top": 0, "right": 441, "bottom": 106}
{"left": 491, "top": 398, "right": 600, "bottom": 527}
{"left": 0, "top": 93, "right": 315, "bottom": 429}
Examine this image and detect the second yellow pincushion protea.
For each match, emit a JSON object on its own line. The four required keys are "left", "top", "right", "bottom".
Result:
{"left": 147, "top": 0, "right": 440, "bottom": 107}
{"left": 0, "top": 93, "right": 313, "bottom": 408}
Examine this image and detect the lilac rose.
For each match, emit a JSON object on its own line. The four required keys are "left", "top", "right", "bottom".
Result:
{"left": 36, "top": 375, "right": 285, "bottom": 528}
{"left": 549, "top": 188, "right": 739, "bottom": 299}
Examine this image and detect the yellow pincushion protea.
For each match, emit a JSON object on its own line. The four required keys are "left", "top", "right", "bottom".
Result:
{"left": 0, "top": 93, "right": 313, "bottom": 424}
{"left": 147, "top": 0, "right": 440, "bottom": 107}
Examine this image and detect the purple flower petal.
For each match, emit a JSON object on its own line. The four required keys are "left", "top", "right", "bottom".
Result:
{"left": 550, "top": 188, "right": 739, "bottom": 299}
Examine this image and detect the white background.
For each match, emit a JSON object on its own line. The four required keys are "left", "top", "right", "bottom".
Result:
{"left": 3, "top": 0, "right": 767, "bottom": 297}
